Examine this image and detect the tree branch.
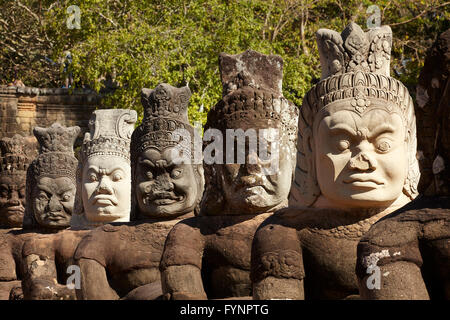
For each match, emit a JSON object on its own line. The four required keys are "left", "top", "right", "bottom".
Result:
{"left": 389, "top": 2, "right": 450, "bottom": 26}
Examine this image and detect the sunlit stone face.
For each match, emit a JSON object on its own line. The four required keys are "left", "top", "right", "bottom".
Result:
{"left": 219, "top": 124, "right": 293, "bottom": 213}
{"left": 314, "top": 105, "right": 409, "bottom": 209}
{"left": 136, "top": 147, "right": 199, "bottom": 218}
{"left": 82, "top": 155, "right": 131, "bottom": 223}
{"left": 0, "top": 174, "right": 26, "bottom": 228}
{"left": 33, "top": 176, "right": 75, "bottom": 228}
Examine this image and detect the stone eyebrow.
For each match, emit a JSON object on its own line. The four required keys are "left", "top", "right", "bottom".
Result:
{"left": 36, "top": 184, "right": 52, "bottom": 194}
{"left": 328, "top": 124, "right": 357, "bottom": 136}
{"left": 87, "top": 166, "right": 125, "bottom": 175}
{"left": 368, "top": 124, "right": 396, "bottom": 139}
{"left": 139, "top": 159, "right": 155, "bottom": 167}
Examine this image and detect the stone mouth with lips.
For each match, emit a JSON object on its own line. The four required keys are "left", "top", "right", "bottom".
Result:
{"left": 237, "top": 175, "right": 276, "bottom": 195}
{"left": 143, "top": 192, "right": 184, "bottom": 206}
{"left": 343, "top": 175, "right": 385, "bottom": 187}
{"left": 92, "top": 195, "right": 118, "bottom": 206}
{"left": 5, "top": 205, "right": 25, "bottom": 214}
{"left": 43, "top": 211, "right": 69, "bottom": 221}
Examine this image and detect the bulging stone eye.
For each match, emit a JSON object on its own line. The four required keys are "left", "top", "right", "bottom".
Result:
{"left": 89, "top": 174, "right": 98, "bottom": 182}
{"left": 112, "top": 173, "right": 123, "bottom": 182}
{"left": 146, "top": 171, "right": 153, "bottom": 180}
{"left": 171, "top": 168, "right": 183, "bottom": 179}
{"left": 338, "top": 140, "right": 350, "bottom": 151}
{"left": 377, "top": 140, "right": 391, "bottom": 153}
{"left": 62, "top": 194, "right": 71, "bottom": 201}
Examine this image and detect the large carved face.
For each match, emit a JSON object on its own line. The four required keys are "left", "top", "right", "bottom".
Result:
{"left": 33, "top": 176, "right": 75, "bottom": 228}
{"left": 218, "top": 124, "right": 293, "bottom": 213}
{"left": 0, "top": 174, "right": 26, "bottom": 227}
{"left": 314, "top": 105, "right": 409, "bottom": 209}
{"left": 81, "top": 155, "right": 131, "bottom": 223}
{"left": 135, "top": 147, "right": 199, "bottom": 218}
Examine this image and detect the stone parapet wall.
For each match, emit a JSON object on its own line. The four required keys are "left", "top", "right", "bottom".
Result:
{"left": 0, "top": 86, "right": 100, "bottom": 146}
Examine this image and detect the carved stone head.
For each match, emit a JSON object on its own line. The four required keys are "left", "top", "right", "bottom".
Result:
{"left": 71, "top": 109, "right": 137, "bottom": 228}
{"left": 131, "top": 84, "right": 204, "bottom": 220}
{"left": 0, "top": 134, "right": 35, "bottom": 228}
{"left": 289, "top": 23, "right": 419, "bottom": 212}
{"left": 201, "top": 50, "right": 299, "bottom": 215}
{"left": 23, "top": 123, "right": 80, "bottom": 230}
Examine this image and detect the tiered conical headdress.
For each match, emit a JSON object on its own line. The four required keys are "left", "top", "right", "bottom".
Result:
{"left": 0, "top": 134, "right": 35, "bottom": 177}
{"left": 24, "top": 123, "right": 80, "bottom": 229}
{"left": 79, "top": 109, "right": 137, "bottom": 163}
{"left": 290, "top": 23, "right": 420, "bottom": 206}
{"left": 131, "top": 83, "right": 194, "bottom": 161}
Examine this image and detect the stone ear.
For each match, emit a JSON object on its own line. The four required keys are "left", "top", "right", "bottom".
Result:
{"left": 288, "top": 127, "right": 321, "bottom": 207}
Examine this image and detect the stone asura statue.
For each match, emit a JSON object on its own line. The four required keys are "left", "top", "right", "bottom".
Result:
{"left": 71, "top": 109, "right": 137, "bottom": 228}
{"left": 251, "top": 23, "right": 420, "bottom": 299}
{"left": 357, "top": 28, "right": 450, "bottom": 300}
{"left": 0, "top": 134, "right": 35, "bottom": 300}
{"left": 74, "top": 84, "right": 204, "bottom": 300}
{"left": 18, "top": 123, "right": 87, "bottom": 300}
{"left": 160, "top": 50, "right": 299, "bottom": 299}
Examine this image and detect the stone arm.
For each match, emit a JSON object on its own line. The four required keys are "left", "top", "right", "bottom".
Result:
{"left": 251, "top": 221, "right": 305, "bottom": 299}
{"left": 160, "top": 220, "right": 207, "bottom": 300}
{"left": 0, "top": 246, "right": 21, "bottom": 300}
{"left": 356, "top": 239, "right": 430, "bottom": 300}
{"left": 75, "top": 257, "right": 119, "bottom": 300}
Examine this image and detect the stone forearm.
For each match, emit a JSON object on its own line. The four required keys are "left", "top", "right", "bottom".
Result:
{"left": 161, "top": 265, "right": 207, "bottom": 300}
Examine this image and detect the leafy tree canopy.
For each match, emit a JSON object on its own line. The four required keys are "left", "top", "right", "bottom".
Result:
{"left": 1, "top": 0, "right": 449, "bottom": 125}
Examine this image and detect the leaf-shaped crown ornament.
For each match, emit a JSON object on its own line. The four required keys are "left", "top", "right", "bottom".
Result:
{"left": 79, "top": 109, "right": 137, "bottom": 163}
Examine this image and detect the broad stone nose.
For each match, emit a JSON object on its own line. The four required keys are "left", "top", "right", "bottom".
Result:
{"left": 96, "top": 176, "right": 113, "bottom": 195}
{"left": 244, "top": 151, "right": 263, "bottom": 175}
{"left": 155, "top": 173, "right": 174, "bottom": 192}
{"left": 48, "top": 195, "right": 63, "bottom": 212}
{"left": 348, "top": 152, "right": 376, "bottom": 171}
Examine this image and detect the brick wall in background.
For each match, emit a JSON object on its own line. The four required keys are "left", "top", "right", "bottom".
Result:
{"left": 0, "top": 86, "right": 101, "bottom": 147}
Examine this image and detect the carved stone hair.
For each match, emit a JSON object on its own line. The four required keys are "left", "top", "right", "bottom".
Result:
{"left": 289, "top": 23, "right": 420, "bottom": 206}
{"left": 72, "top": 109, "right": 137, "bottom": 223}
{"left": 130, "top": 84, "right": 205, "bottom": 219}
{"left": 200, "top": 50, "right": 299, "bottom": 215}
{"left": 23, "top": 123, "right": 80, "bottom": 230}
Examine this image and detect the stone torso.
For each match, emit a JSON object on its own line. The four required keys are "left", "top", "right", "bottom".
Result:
{"left": 74, "top": 220, "right": 176, "bottom": 297}
{"left": 162, "top": 213, "right": 271, "bottom": 299}
{"left": 201, "top": 213, "right": 271, "bottom": 298}
{"left": 251, "top": 207, "right": 385, "bottom": 299}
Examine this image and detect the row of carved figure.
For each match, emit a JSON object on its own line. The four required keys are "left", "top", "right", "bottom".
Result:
{"left": 0, "top": 23, "right": 448, "bottom": 300}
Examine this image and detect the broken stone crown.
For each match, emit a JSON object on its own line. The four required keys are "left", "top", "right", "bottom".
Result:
{"left": 206, "top": 50, "right": 299, "bottom": 142}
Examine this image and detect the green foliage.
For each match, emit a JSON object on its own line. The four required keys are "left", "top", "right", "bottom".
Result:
{"left": 1, "top": 0, "right": 449, "bottom": 126}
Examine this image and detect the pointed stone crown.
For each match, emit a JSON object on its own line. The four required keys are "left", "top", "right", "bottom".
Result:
{"left": 292, "top": 23, "right": 420, "bottom": 206}
{"left": 307, "top": 22, "right": 412, "bottom": 117}
{"left": 132, "top": 83, "right": 194, "bottom": 157}
{"left": 206, "top": 50, "right": 298, "bottom": 142}
{"left": 79, "top": 109, "right": 137, "bottom": 163}
{"left": 31, "top": 123, "right": 80, "bottom": 181}
{"left": 0, "top": 134, "right": 34, "bottom": 174}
